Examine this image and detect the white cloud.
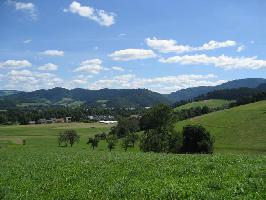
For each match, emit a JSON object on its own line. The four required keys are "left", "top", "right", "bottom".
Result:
{"left": 5, "top": 70, "right": 63, "bottom": 91}
{"left": 64, "top": 1, "right": 116, "bottom": 27}
{"left": 109, "top": 49, "right": 156, "bottom": 61}
{"left": 237, "top": 45, "right": 245, "bottom": 52}
{"left": 111, "top": 66, "right": 125, "bottom": 71}
{"left": 23, "top": 39, "right": 31, "bottom": 44}
{"left": 41, "top": 50, "right": 64, "bottom": 56}
{"left": 159, "top": 54, "right": 266, "bottom": 70}
{"left": 146, "top": 37, "right": 237, "bottom": 54}
{"left": 8, "top": 0, "right": 37, "bottom": 20}
{"left": 38, "top": 63, "right": 58, "bottom": 71}
{"left": 0, "top": 59, "right": 32, "bottom": 69}
{"left": 74, "top": 59, "right": 104, "bottom": 74}
{"left": 89, "top": 73, "right": 226, "bottom": 93}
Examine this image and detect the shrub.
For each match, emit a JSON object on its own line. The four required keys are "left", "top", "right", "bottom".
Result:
{"left": 182, "top": 125, "right": 214, "bottom": 154}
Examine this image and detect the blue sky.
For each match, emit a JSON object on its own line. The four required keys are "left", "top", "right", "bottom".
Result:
{"left": 0, "top": 0, "right": 266, "bottom": 93}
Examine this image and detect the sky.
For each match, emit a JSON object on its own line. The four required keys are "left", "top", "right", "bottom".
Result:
{"left": 0, "top": 0, "right": 266, "bottom": 94}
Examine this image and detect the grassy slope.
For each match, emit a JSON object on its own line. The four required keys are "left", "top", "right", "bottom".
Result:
{"left": 175, "top": 100, "right": 266, "bottom": 153}
{"left": 174, "top": 99, "right": 233, "bottom": 111}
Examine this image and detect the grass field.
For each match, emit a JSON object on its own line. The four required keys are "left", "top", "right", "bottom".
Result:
{"left": 176, "top": 100, "right": 266, "bottom": 154}
{"left": 174, "top": 99, "right": 233, "bottom": 111}
{"left": 0, "top": 103, "right": 266, "bottom": 199}
{"left": 0, "top": 147, "right": 265, "bottom": 199}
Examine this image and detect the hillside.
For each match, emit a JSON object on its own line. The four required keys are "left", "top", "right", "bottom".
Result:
{"left": 168, "top": 78, "right": 266, "bottom": 102}
{"left": 1, "top": 87, "right": 172, "bottom": 108}
{"left": 174, "top": 99, "right": 233, "bottom": 111}
{"left": 0, "top": 90, "right": 21, "bottom": 97}
{"left": 175, "top": 100, "right": 266, "bottom": 153}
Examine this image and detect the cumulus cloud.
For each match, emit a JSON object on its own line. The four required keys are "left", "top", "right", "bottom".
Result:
{"left": 159, "top": 54, "right": 266, "bottom": 70}
{"left": 38, "top": 63, "right": 58, "bottom": 71}
{"left": 64, "top": 1, "right": 116, "bottom": 27}
{"left": 4, "top": 70, "right": 63, "bottom": 91}
{"left": 0, "top": 59, "right": 32, "bottom": 69}
{"left": 41, "top": 50, "right": 64, "bottom": 56}
{"left": 89, "top": 73, "right": 226, "bottom": 93}
{"left": 146, "top": 37, "right": 237, "bottom": 54}
{"left": 109, "top": 49, "right": 156, "bottom": 61}
{"left": 7, "top": 0, "right": 37, "bottom": 20}
{"left": 74, "top": 59, "right": 104, "bottom": 74}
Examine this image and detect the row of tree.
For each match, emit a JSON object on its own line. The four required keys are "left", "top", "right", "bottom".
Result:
{"left": 57, "top": 104, "right": 214, "bottom": 154}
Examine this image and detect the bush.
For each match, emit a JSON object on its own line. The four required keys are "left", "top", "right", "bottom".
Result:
{"left": 182, "top": 125, "right": 214, "bottom": 154}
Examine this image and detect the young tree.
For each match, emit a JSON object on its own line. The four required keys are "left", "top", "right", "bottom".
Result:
{"left": 121, "top": 138, "right": 130, "bottom": 152}
{"left": 182, "top": 125, "right": 214, "bottom": 154}
{"left": 64, "top": 130, "right": 80, "bottom": 147}
{"left": 57, "top": 132, "right": 67, "bottom": 147}
{"left": 106, "top": 135, "right": 117, "bottom": 152}
{"left": 87, "top": 137, "right": 99, "bottom": 150}
{"left": 128, "top": 132, "right": 138, "bottom": 147}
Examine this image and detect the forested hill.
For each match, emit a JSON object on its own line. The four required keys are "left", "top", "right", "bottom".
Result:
{"left": 0, "top": 87, "right": 172, "bottom": 108}
{"left": 0, "top": 90, "right": 21, "bottom": 97}
{"left": 168, "top": 78, "right": 266, "bottom": 102}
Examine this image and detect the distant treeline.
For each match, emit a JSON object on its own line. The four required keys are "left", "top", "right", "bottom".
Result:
{"left": 173, "top": 84, "right": 266, "bottom": 110}
{"left": 0, "top": 107, "right": 144, "bottom": 125}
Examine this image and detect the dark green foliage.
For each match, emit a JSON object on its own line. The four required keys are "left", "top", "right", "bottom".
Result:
{"left": 94, "top": 132, "right": 107, "bottom": 140}
{"left": 57, "top": 130, "right": 80, "bottom": 147}
{"left": 106, "top": 135, "right": 117, "bottom": 152}
{"left": 182, "top": 125, "right": 214, "bottom": 154}
{"left": 87, "top": 137, "right": 99, "bottom": 149}
{"left": 110, "top": 117, "right": 140, "bottom": 138}
{"left": 139, "top": 104, "right": 182, "bottom": 153}
{"left": 140, "top": 104, "right": 174, "bottom": 131}
{"left": 57, "top": 132, "right": 67, "bottom": 147}
{"left": 121, "top": 138, "right": 131, "bottom": 152}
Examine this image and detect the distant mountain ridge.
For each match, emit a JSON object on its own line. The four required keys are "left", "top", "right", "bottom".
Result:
{"left": 167, "top": 78, "right": 266, "bottom": 102}
{"left": 1, "top": 88, "right": 171, "bottom": 108}
{"left": 0, "top": 90, "right": 22, "bottom": 97}
{"left": 1, "top": 78, "right": 266, "bottom": 108}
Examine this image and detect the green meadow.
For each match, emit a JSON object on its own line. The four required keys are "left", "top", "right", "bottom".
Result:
{"left": 174, "top": 99, "right": 233, "bottom": 111}
{"left": 0, "top": 101, "right": 266, "bottom": 199}
{"left": 175, "top": 100, "right": 266, "bottom": 154}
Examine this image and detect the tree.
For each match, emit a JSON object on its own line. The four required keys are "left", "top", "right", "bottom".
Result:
{"left": 87, "top": 137, "right": 99, "bottom": 150}
{"left": 139, "top": 104, "right": 181, "bottom": 153}
{"left": 121, "top": 138, "right": 131, "bottom": 152}
{"left": 106, "top": 135, "right": 117, "bottom": 152}
{"left": 182, "top": 125, "right": 214, "bottom": 154}
{"left": 64, "top": 130, "right": 80, "bottom": 147}
{"left": 57, "top": 132, "right": 67, "bottom": 147}
{"left": 128, "top": 132, "right": 138, "bottom": 147}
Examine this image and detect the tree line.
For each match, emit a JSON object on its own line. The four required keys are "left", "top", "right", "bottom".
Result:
{"left": 58, "top": 104, "right": 214, "bottom": 154}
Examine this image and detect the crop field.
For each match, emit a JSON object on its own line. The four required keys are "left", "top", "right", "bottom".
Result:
{"left": 176, "top": 101, "right": 266, "bottom": 154}
{"left": 0, "top": 147, "right": 265, "bottom": 199}
{"left": 0, "top": 116, "right": 266, "bottom": 199}
{"left": 174, "top": 99, "right": 233, "bottom": 111}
